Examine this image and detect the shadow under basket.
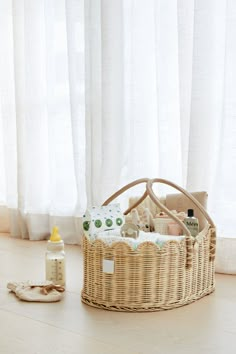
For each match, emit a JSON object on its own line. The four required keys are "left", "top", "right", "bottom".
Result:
{"left": 81, "top": 178, "right": 216, "bottom": 312}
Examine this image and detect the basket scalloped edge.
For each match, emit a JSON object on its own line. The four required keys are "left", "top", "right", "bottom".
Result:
{"left": 84, "top": 235, "right": 185, "bottom": 253}
{"left": 83, "top": 224, "right": 211, "bottom": 254}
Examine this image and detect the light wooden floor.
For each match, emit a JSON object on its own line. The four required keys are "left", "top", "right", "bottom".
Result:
{"left": 0, "top": 233, "right": 236, "bottom": 354}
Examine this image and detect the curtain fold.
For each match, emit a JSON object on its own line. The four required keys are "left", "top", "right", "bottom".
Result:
{"left": 0, "top": 0, "right": 236, "bottom": 273}
{"left": 0, "top": 0, "right": 85, "bottom": 243}
{"left": 85, "top": 0, "right": 185, "bottom": 205}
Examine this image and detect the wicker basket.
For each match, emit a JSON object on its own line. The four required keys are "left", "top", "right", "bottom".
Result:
{"left": 81, "top": 178, "right": 216, "bottom": 312}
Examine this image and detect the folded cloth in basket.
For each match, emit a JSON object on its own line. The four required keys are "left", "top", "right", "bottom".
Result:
{"left": 95, "top": 229, "right": 185, "bottom": 249}
{"left": 83, "top": 204, "right": 124, "bottom": 240}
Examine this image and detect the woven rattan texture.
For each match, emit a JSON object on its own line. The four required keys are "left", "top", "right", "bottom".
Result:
{"left": 81, "top": 178, "right": 216, "bottom": 312}
{"left": 81, "top": 225, "right": 215, "bottom": 312}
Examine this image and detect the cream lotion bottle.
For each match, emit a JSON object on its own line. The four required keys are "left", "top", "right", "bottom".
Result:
{"left": 183, "top": 209, "right": 199, "bottom": 237}
{"left": 46, "top": 226, "right": 66, "bottom": 286}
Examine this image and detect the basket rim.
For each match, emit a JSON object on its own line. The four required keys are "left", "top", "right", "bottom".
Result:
{"left": 83, "top": 223, "right": 213, "bottom": 254}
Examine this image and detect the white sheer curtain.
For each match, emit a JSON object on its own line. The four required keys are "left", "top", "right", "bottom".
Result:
{"left": 85, "top": 0, "right": 236, "bottom": 273}
{"left": 1, "top": 0, "right": 236, "bottom": 272}
{"left": 85, "top": 0, "right": 183, "bottom": 205}
{"left": 0, "top": 0, "right": 86, "bottom": 243}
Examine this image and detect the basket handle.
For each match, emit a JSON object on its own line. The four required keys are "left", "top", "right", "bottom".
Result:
{"left": 146, "top": 178, "right": 216, "bottom": 266}
{"left": 146, "top": 178, "right": 216, "bottom": 227}
{"left": 102, "top": 178, "right": 150, "bottom": 212}
{"left": 102, "top": 178, "right": 216, "bottom": 267}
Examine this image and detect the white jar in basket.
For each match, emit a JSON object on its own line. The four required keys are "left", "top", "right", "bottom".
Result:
{"left": 153, "top": 211, "right": 186, "bottom": 235}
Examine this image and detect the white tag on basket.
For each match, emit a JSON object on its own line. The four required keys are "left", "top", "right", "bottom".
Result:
{"left": 103, "top": 259, "right": 115, "bottom": 274}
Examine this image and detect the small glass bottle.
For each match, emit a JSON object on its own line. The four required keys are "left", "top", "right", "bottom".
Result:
{"left": 46, "top": 226, "right": 66, "bottom": 286}
{"left": 184, "top": 209, "right": 199, "bottom": 237}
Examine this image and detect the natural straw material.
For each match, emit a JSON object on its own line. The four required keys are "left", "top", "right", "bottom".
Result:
{"left": 81, "top": 178, "right": 216, "bottom": 312}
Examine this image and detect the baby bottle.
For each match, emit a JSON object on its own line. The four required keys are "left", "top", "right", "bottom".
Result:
{"left": 46, "top": 226, "right": 66, "bottom": 286}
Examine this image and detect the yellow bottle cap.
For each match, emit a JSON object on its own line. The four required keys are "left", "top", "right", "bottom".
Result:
{"left": 50, "top": 226, "right": 62, "bottom": 242}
